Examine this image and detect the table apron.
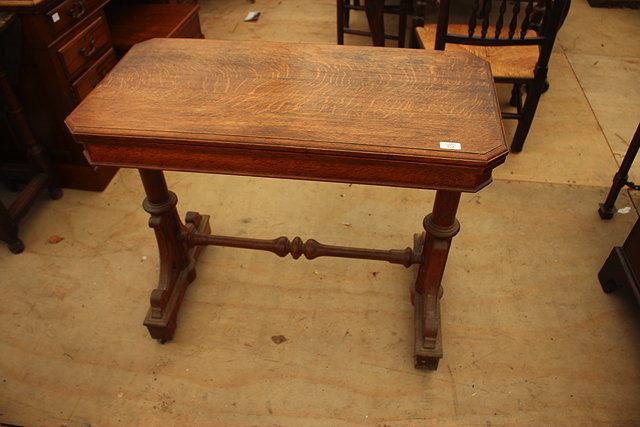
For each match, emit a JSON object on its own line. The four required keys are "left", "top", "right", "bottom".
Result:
{"left": 81, "top": 141, "right": 498, "bottom": 192}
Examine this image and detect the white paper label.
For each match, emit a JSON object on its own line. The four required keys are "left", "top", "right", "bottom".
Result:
{"left": 440, "top": 141, "right": 461, "bottom": 150}
{"left": 52, "top": 12, "right": 60, "bottom": 23}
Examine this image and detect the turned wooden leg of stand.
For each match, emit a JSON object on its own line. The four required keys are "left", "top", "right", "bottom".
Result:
{"left": 0, "top": 200, "right": 24, "bottom": 253}
{"left": 0, "top": 63, "right": 62, "bottom": 200}
{"left": 138, "top": 169, "right": 210, "bottom": 342}
{"left": 599, "top": 123, "right": 640, "bottom": 219}
{"left": 413, "top": 190, "right": 461, "bottom": 370}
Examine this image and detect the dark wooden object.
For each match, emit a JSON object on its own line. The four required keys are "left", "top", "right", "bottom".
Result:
{"left": 598, "top": 124, "right": 640, "bottom": 305}
{"left": 106, "top": 3, "right": 203, "bottom": 58}
{"left": 599, "top": 218, "right": 640, "bottom": 305}
{"left": 0, "top": 12, "right": 62, "bottom": 253}
{"left": 414, "top": 0, "right": 570, "bottom": 152}
{"left": 599, "top": 123, "right": 640, "bottom": 219}
{"left": 0, "top": 0, "right": 119, "bottom": 191}
{"left": 0, "top": 0, "right": 203, "bottom": 191}
{"left": 337, "top": 0, "right": 409, "bottom": 47}
{"left": 66, "top": 39, "right": 508, "bottom": 370}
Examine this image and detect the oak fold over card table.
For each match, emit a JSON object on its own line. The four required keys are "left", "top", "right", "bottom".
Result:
{"left": 65, "top": 38, "right": 507, "bottom": 370}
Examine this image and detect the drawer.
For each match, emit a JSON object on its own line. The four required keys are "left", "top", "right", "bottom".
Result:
{"left": 71, "top": 48, "right": 117, "bottom": 102}
{"left": 46, "top": 0, "right": 107, "bottom": 41}
{"left": 57, "top": 14, "right": 111, "bottom": 80}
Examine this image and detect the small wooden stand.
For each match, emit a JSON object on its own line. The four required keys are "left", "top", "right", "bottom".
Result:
{"left": 66, "top": 39, "right": 508, "bottom": 370}
{"left": 598, "top": 123, "right": 640, "bottom": 306}
{"left": 0, "top": 13, "right": 62, "bottom": 253}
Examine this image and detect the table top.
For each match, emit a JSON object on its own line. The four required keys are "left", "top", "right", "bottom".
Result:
{"left": 66, "top": 38, "right": 508, "bottom": 191}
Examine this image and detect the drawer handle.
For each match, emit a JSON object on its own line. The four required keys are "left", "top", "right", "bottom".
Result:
{"left": 66, "top": 0, "right": 86, "bottom": 19}
{"left": 79, "top": 37, "right": 97, "bottom": 58}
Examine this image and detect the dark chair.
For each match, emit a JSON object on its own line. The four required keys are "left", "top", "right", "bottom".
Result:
{"left": 0, "top": 13, "right": 62, "bottom": 253}
{"left": 337, "top": 0, "right": 410, "bottom": 47}
{"left": 414, "top": 0, "right": 570, "bottom": 152}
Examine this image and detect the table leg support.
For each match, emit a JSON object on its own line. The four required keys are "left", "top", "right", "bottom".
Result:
{"left": 413, "top": 190, "right": 461, "bottom": 370}
{"left": 139, "top": 169, "right": 210, "bottom": 342}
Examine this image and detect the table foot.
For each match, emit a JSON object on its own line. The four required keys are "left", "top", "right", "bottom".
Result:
{"left": 413, "top": 289, "right": 442, "bottom": 370}
{"left": 138, "top": 167, "right": 212, "bottom": 342}
{"left": 8, "top": 238, "right": 25, "bottom": 254}
{"left": 144, "top": 212, "right": 210, "bottom": 341}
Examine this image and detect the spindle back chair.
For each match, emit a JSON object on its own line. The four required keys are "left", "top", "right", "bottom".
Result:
{"left": 415, "top": 0, "right": 570, "bottom": 152}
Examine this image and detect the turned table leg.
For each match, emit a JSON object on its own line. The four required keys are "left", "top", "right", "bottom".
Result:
{"left": 414, "top": 190, "right": 461, "bottom": 370}
{"left": 138, "top": 169, "right": 210, "bottom": 342}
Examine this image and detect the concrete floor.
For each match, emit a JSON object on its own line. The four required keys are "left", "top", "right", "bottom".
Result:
{"left": 2, "top": 0, "right": 640, "bottom": 425}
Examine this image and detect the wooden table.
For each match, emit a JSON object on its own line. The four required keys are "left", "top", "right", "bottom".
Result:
{"left": 65, "top": 38, "right": 508, "bottom": 370}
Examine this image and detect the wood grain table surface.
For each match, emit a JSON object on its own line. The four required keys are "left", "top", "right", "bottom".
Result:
{"left": 66, "top": 38, "right": 508, "bottom": 192}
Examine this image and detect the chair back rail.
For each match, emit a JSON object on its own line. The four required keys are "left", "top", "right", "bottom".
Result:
{"left": 423, "top": 0, "right": 571, "bottom": 152}
{"left": 435, "top": 0, "right": 568, "bottom": 60}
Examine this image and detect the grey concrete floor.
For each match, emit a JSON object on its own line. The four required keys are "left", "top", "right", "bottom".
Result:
{"left": 1, "top": 0, "right": 640, "bottom": 425}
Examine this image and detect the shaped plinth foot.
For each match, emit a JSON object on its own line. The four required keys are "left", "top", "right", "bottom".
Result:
{"left": 143, "top": 212, "right": 210, "bottom": 342}
{"left": 413, "top": 289, "right": 442, "bottom": 370}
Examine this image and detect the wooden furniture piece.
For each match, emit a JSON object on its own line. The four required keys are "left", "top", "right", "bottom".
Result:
{"left": 337, "top": 0, "right": 409, "bottom": 47}
{"left": 0, "top": 0, "right": 203, "bottom": 191}
{"left": 106, "top": 2, "right": 203, "bottom": 58}
{"left": 0, "top": 0, "right": 119, "bottom": 191}
{"left": 66, "top": 38, "right": 508, "bottom": 370}
{"left": 598, "top": 124, "right": 640, "bottom": 304}
{"left": 414, "top": 0, "right": 570, "bottom": 152}
{"left": 599, "top": 218, "right": 640, "bottom": 304}
{"left": 599, "top": 123, "right": 640, "bottom": 220}
{"left": 1, "top": 12, "right": 62, "bottom": 253}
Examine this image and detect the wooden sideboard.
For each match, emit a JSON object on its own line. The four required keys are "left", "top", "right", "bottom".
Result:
{"left": 0, "top": 0, "right": 199, "bottom": 191}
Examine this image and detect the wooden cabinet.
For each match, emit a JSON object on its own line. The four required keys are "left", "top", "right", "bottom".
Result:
{"left": 0, "top": 0, "right": 202, "bottom": 191}
{"left": 106, "top": 2, "right": 203, "bottom": 58}
{"left": 0, "top": 0, "right": 118, "bottom": 191}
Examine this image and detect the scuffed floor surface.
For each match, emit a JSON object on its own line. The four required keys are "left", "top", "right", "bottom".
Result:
{"left": 1, "top": 0, "right": 640, "bottom": 425}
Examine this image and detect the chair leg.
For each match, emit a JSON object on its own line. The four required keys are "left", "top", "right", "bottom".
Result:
{"left": 599, "top": 123, "right": 640, "bottom": 219}
{"left": 510, "top": 80, "right": 545, "bottom": 153}
{"left": 398, "top": 0, "right": 409, "bottom": 48}
{"left": 337, "top": 0, "right": 345, "bottom": 44}
{"left": 343, "top": 0, "right": 351, "bottom": 28}
{"left": 509, "top": 84, "right": 522, "bottom": 108}
{"left": 0, "top": 200, "right": 24, "bottom": 253}
{"left": 410, "top": 0, "right": 428, "bottom": 48}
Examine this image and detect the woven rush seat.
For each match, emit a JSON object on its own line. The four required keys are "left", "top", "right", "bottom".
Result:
{"left": 415, "top": 24, "right": 539, "bottom": 79}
